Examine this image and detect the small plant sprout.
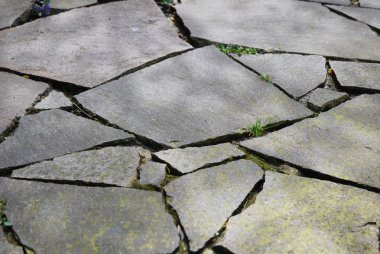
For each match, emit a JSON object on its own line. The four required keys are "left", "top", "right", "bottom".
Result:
{"left": 245, "top": 117, "right": 276, "bottom": 137}
{"left": 260, "top": 74, "right": 273, "bottom": 84}
{"left": 217, "top": 44, "right": 257, "bottom": 56}
{"left": 0, "top": 198, "right": 12, "bottom": 228}
{"left": 161, "top": 0, "right": 173, "bottom": 5}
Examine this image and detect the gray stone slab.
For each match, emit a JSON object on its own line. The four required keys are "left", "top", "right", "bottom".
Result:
{"left": 304, "top": 0, "right": 350, "bottom": 4}
{"left": 138, "top": 161, "right": 166, "bottom": 187}
{"left": 0, "top": 0, "right": 191, "bottom": 88}
{"left": 12, "top": 146, "right": 143, "bottom": 187}
{"left": 0, "top": 72, "right": 48, "bottom": 135}
{"left": 240, "top": 94, "right": 380, "bottom": 189}
{"left": 0, "top": 236, "right": 23, "bottom": 254}
{"left": 35, "top": 91, "right": 72, "bottom": 109}
{"left": 50, "top": 0, "right": 96, "bottom": 9}
{"left": 330, "top": 61, "right": 380, "bottom": 91}
{"left": 164, "top": 160, "right": 264, "bottom": 251}
{"left": 154, "top": 143, "right": 244, "bottom": 174}
{"left": 76, "top": 46, "right": 312, "bottom": 148}
{"left": 219, "top": 172, "right": 380, "bottom": 254}
{"left": 307, "top": 88, "right": 349, "bottom": 111}
{"left": 234, "top": 54, "right": 326, "bottom": 98}
{"left": 0, "top": 109, "right": 133, "bottom": 170}
{"left": 0, "top": 0, "right": 31, "bottom": 29}
{"left": 360, "top": 0, "right": 380, "bottom": 8}
{"left": 176, "top": 0, "right": 380, "bottom": 61}
{"left": 0, "top": 178, "right": 179, "bottom": 253}
{"left": 328, "top": 5, "right": 380, "bottom": 29}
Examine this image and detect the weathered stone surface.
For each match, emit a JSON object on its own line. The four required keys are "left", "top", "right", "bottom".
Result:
{"left": 307, "top": 88, "right": 349, "bottom": 111}
{"left": 35, "top": 91, "right": 72, "bottom": 109}
{"left": 176, "top": 0, "right": 380, "bottom": 61}
{"left": 328, "top": 5, "right": 380, "bottom": 29}
{"left": 304, "top": 0, "right": 350, "bottom": 4}
{"left": 330, "top": 61, "right": 380, "bottom": 91}
{"left": 0, "top": 0, "right": 191, "bottom": 88}
{"left": 155, "top": 143, "right": 244, "bottom": 174}
{"left": 50, "top": 0, "right": 96, "bottom": 9}
{"left": 12, "top": 146, "right": 142, "bottom": 187}
{"left": 76, "top": 46, "right": 312, "bottom": 147}
{"left": 0, "top": 178, "right": 179, "bottom": 253}
{"left": 219, "top": 172, "right": 380, "bottom": 254}
{"left": 0, "top": 72, "right": 48, "bottom": 134}
{"left": 0, "top": 236, "right": 23, "bottom": 254}
{"left": 0, "top": 0, "right": 30, "bottom": 29}
{"left": 241, "top": 94, "right": 380, "bottom": 189}
{"left": 0, "top": 109, "right": 133, "bottom": 170}
{"left": 165, "top": 160, "right": 264, "bottom": 251}
{"left": 139, "top": 161, "right": 166, "bottom": 187}
{"left": 234, "top": 54, "right": 326, "bottom": 98}
{"left": 360, "top": 0, "right": 380, "bottom": 8}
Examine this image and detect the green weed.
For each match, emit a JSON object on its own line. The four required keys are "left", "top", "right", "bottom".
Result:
{"left": 217, "top": 44, "right": 257, "bottom": 56}
{"left": 260, "top": 74, "right": 273, "bottom": 84}
{"left": 161, "top": 0, "right": 173, "bottom": 5}
{"left": 0, "top": 198, "right": 12, "bottom": 227}
{"left": 245, "top": 118, "right": 276, "bottom": 137}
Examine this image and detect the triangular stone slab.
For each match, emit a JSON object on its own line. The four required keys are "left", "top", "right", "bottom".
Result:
{"left": 35, "top": 91, "right": 72, "bottom": 110}
{"left": 76, "top": 46, "right": 312, "bottom": 148}
{"left": 0, "top": 0, "right": 31, "bottom": 29}
{"left": 176, "top": 0, "right": 380, "bottom": 61}
{"left": 0, "top": 0, "right": 191, "bottom": 88}
{"left": 241, "top": 94, "right": 380, "bottom": 189}
{"left": 307, "top": 88, "right": 348, "bottom": 111}
{"left": 0, "top": 109, "right": 133, "bottom": 170}
{"left": 328, "top": 5, "right": 380, "bottom": 29}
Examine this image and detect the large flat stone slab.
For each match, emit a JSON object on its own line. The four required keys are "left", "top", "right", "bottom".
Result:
{"left": 360, "top": 0, "right": 380, "bottom": 8}
{"left": 0, "top": 109, "right": 133, "bottom": 170}
{"left": 176, "top": 0, "right": 380, "bottom": 61}
{"left": 0, "top": 0, "right": 190, "bottom": 88}
{"left": 0, "top": 178, "right": 179, "bottom": 253}
{"left": 50, "top": 0, "right": 96, "bottom": 9}
{"left": 233, "top": 54, "right": 326, "bottom": 98}
{"left": 330, "top": 61, "right": 380, "bottom": 91}
{"left": 328, "top": 5, "right": 380, "bottom": 29}
{"left": 164, "top": 160, "right": 264, "bottom": 251}
{"left": 76, "top": 46, "right": 312, "bottom": 148}
{"left": 35, "top": 91, "right": 72, "bottom": 110}
{"left": 219, "top": 172, "right": 380, "bottom": 254}
{"left": 12, "top": 146, "right": 143, "bottom": 187}
{"left": 154, "top": 143, "right": 244, "bottom": 174}
{"left": 0, "top": 72, "right": 48, "bottom": 135}
{"left": 0, "top": 0, "right": 30, "bottom": 29}
{"left": 307, "top": 88, "right": 349, "bottom": 111}
{"left": 241, "top": 94, "right": 380, "bottom": 189}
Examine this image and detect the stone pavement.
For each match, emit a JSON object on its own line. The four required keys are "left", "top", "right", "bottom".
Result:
{"left": 0, "top": 0, "right": 379, "bottom": 253}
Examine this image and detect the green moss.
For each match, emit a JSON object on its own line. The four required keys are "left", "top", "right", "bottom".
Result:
{"left": 217, "top": 44, "right": 258, "bottom": 56}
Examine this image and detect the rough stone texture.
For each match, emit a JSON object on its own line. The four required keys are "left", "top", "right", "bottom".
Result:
{"left": 241, "top": 94, "right": 380, "bottom": 189}
{"left": 0, "top": 178, "right": 179, "bottom": 253}
{"left": 50, "top": 0, "right": 97, "bottom": 9}
{"left": 76, "top": 46, "right": 312, "bottom": 147}
{"left": 330, "top": 61, "right": 380, "bottom": 91}
{"left": 176, "top": 0, "right": 380, "bottom": 61}
{"left": 0, "top": 0, "right": 30, "bottom": 29}
{"left": 12, "top": 146, "right": 142, "bottom": 187}
{"left": 219, "top": 172, "right": 380, "bottom": 254}
{"left": 234, "top": 54, "right": 326, "bottom": 98}
{"left": 35, "top": 91, "right": 72, "bottom": 109}
{"left": 360, "top": 0, "right": 380, "bottom": 8}
{"left": 0, "top": 236, "right": 23, "bottom": 254}
{"left": 139, "top": 161, "right": 166, "bottom": 187}
{"left": 0, "top": 109, "right": 133, "bottom": 170}
{"left": 307, "top": 88, "right": 349, "bottom": 111}
{"left": 328, "top": 5, "right": 380, "bottom": 29}
{"left": 304, "top": 0, "right": 350, "bottom": 4}
{"left": 0, "top": 0, "right": 191, "bottom": 88}
{"left": 154, "top": 143, "right": 244, "bottom": 174}
{"left": 0, "top": 72, "right": 48, "bottom": 134}
{"left": 165, "top": 160, "right": 264, "bottom": 251}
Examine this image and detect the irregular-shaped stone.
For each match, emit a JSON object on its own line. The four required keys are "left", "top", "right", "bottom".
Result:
{"left": 360, "top": 0, "right": 380, "bottom": 9}
{"left": 0, "top": 0, "right": 31, "bottom": 29}
{"left": 0, "top": 109, "right": 133, "bottom": 170}
{"left": 50, "top": 0, "right": 96, "bottom": 9}
{"left": 234, "top": 54, "right": 326, "bottom": 98}
{"left": 155, "top": 143, "right": 244, "bottom": 173}
{"left": 165, "top": 160, "right": 264, "bottom": 251}
{"left": 307, "top": 88, "right": 349, "bottom": 111}
{"left": 35, "top": 91, "right": 72, "bottom": 109}
{"left": 76, "top": 46, "right": 312, "bottom": 147}
{"left": 176, "top": 0, "right": 380, "bottom": 61}
{"left": 0, "top": 0, "right": 190, "bottom": 88}
{"left": 12, "top": 146, "right": 142, "bottom": 187}
{"left": 241, "top": 94, "right": 380, "bottom": 189}
{"left": 0, "top": 72, "right": 48, "bottom": 134}
{"left": 0, "top": 178, "right": 179, "bottom": 253}
{"left": 328, "top": 5, "right": 380, "bottom": 29}
{"left": 330, "top": 61, "right": 380, "bottom": 91}
{"left": 219, "top": 172, "right": 380, "bottom": 254}
{"left": 139, "top": 161, "right": 166, "bottom": 187}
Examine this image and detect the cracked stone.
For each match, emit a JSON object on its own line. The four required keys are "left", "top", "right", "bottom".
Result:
{"left": 360, "top": 0, "right": 380, "bottom": 9}
{"left": 154, "top": 143, "right": 245, "bottom": 174}
{"left": 0, "top": 72, "right": 48, "bottom": 135}
{"left": 330, "top": 61, "right": 380, "bottom": 91}
{"left": 35, "top": 91, "right": 72, "bottom": 110}
{"left": 0, "top": 178, "right": 179, "bottom": 253}
{"left": 0, "top": 0, "right": 191, "bottom": 88}
{"left": 0, "top": 0, "right": 30, "bottom": 29}
{"left": 233, "top": 54, "right": 326, "bottom": 98}
{"left": 50, "top": 0, "right": 97, "bottom": 9}
{"left": 307, "top": 88, "right": 349, "bottom": 111}
{"left": 76, "top": 46, "right": 312, "bottom": 148}
{"left": 328, "top": 5, "right": 380, "bottom": 29}
{"left": 11, "top": 146, "right": 143, "bottom": 187}
{"left": 219, "top": 172, "right": 380, "bottom": 254}
{"left": 164, "top": 160, "right": 264, "bottom": 251}
{"left": 241, "top": 94, "right": 380, "bottom": 189}
{"left": 176, "top": 0, "right": 380, "bottom": 61}
{"left": 138, "top": 161, "right": 166, "bottom": 187}
{"left": 0, "top": 109, "right": 133, "bottom": 171}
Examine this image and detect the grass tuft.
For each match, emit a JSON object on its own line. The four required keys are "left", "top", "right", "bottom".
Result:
{"left": 217, "top": 44, "right": 257, "bottom": 56}
{"left": 245, "top": 118, "right": 276, "bottom": 137}
{"left": 260, "top": 74, "right": 273, "bottom": 84}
